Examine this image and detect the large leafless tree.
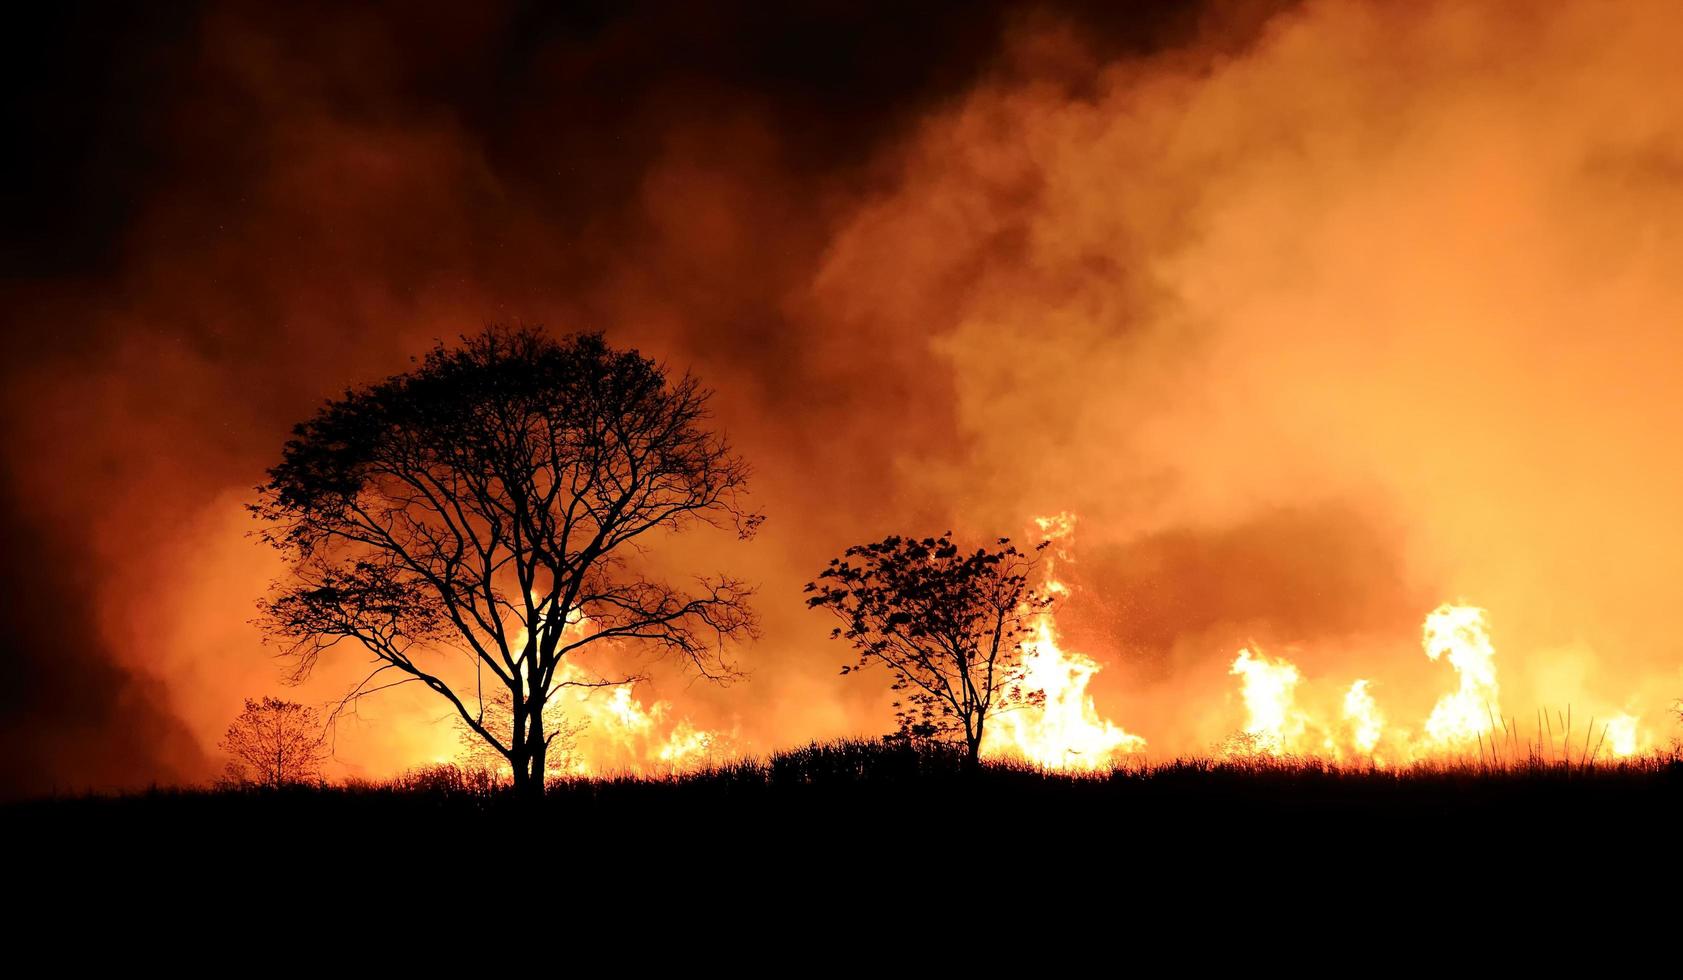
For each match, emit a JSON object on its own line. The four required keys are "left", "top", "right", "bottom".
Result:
{"left": 253, "top": 327, "right": 759, "bottom": 797}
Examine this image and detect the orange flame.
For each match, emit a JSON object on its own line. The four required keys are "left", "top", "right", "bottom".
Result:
{"left": 1342, "top": 679, "right": 1384, "bottom": 760}
{"left": 1218, "top": 601, "right": 1652, "bottom": 766}
{"left": 981, "top": 514, "right": 1146, "bottom": 770}
{"left": 1227, "top": 647, "right": 1308, "bottom": 757}
{"left": 1420, "top": 603, "right": 1500, "bottom": 752}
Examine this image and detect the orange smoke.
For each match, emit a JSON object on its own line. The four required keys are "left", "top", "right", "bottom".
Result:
{"left": 808, "top": 0, "right": 1683, "bottom": 764}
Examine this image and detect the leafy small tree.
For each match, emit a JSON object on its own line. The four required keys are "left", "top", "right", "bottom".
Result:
{"left": 253, "top": 327, "right": 760, "bottom": 798}
{"left": 805, "top": 534, "right": 1049, "bottom": 768}
{"left": 220, "top": 696, "right": 329, "bottom": 787}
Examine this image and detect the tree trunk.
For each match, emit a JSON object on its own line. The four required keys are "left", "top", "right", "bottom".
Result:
{"left": 510, "top": 696, "right": 536, "bottom": 799}
{"left": 530, "top": 692, "right": 548, "bottom": 795}
{"left": 510, "top": 696, "right": 545, "bottom": 801}
{"left": 528, "top": 737, "right": 547, "bottom": 796}
{"left": 965, "top": 722, "right": 983, "bottom": 774}
{"left": 510, "top": 753, "right": 534, "bottom": 797}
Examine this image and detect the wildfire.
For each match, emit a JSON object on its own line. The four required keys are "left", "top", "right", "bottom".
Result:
{"left": 436, "top": 531, "right": 1656, "bottom": 778}
{"left": 980, "top": 514, "right": 1146, "bottom": 770}
{"left": 931, "top": 518, "right": 1658, "bottom": 772}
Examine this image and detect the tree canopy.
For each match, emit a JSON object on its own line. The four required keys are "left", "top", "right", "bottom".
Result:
{"left": 806, "top": 534, "right": 1048, "bottom": 766}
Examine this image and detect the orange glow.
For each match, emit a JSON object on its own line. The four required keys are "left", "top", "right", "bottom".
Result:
{"left": 1603, "top": 714, "right": 1642, "bottom": 759}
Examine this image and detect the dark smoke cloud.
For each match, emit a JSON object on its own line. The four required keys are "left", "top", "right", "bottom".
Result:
{"left": 0, "top": 484, "right": 207, "bottom": 795}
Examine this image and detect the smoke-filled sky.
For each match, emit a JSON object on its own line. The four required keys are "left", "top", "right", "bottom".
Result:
{"left": 6, "top": 0, "right": 1683, "bottom": 797}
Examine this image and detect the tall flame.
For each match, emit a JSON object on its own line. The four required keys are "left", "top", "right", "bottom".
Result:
{"left": 1227, "top": 647, "right": 1308, "bottom": 756}
{"left": 980, "top": 514, "right": 1146, "bottom": 770}
{"left": 1342, "top": 679, "right": 1384, "bottom": 758}
{"left": 1420, "top": 603, "right": 1500, "bottom": 751}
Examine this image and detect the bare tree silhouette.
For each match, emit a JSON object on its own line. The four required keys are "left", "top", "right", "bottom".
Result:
{"left": 806, "top": 534, "right": 1049, "bottom": 769}
{"left": 220, "top": 696, "right": 329, "bottom": 787}
{"left": 253, "top": 327, "right": 760, "bottom": 798}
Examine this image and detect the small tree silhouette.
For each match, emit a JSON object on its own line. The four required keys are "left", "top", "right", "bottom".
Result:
{"left": 220, "top": 696, "right": 328, "bottom": 787}
{"left": 805, "top": 534, "right": 1049, "bottom": 769}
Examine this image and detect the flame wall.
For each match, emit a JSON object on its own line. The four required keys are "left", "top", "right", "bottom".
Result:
{"left": 5, "top": 0, "right": 1683, "bottom": 793}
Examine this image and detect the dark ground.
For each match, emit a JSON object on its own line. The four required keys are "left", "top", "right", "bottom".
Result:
{"left": 12, "top": 740, "right": 1681, "bottom": 899}
{"left": 9, "top": 743, "right": 1680, "bottom": 963}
